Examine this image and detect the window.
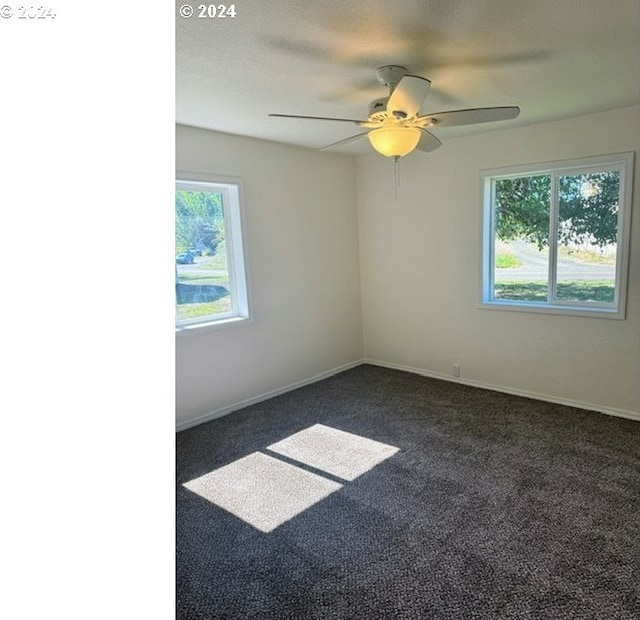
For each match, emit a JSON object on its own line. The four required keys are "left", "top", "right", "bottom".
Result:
{"left": 481, "top": 153, "right": 634, "bottom": 318}
{"left": 175, "top": 176, "right": 249, "bottom": 329}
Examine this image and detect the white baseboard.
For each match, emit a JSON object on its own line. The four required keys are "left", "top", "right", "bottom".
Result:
{"left": 363, "top": 358, "right": 640, "bottom": 423}
{"left": 176, "top": 359, "right": 364, "bottom": 432}
{"left": 177, "top": 358, "right": 639, "bottom": 431}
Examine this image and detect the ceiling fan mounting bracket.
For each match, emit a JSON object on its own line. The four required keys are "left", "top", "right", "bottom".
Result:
{"left": 375, "top": 65, "right": 408, "bottom": 93}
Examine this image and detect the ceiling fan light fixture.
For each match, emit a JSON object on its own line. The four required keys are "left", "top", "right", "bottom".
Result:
{"left": 270, "top": 67, "right": 519, "bottom": 158}
{"left": 368, "top": 126, "right": 421, "bottom": 158}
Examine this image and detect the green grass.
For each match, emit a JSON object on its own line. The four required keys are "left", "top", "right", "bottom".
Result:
{"left": 205, "top": 244, "right": 228, "bottom": 270}
{"left": 178, "top": 273, "right": 228, "bottom": 285}
{"left": 559, "top": 247, "right": 616, "bottom": 265}
{"left": 177, "top": 297, "right": 231, "bottom": 320}
{"left": 175, "top": 245, "right": 231, "bottom": 321}
{"left": 495, "top": 280, "right": 615, "bottom": 303}
{"left": 495, "top": 252, "right": 523, "bottom": 268}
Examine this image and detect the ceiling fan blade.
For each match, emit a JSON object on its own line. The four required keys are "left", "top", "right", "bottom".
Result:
{"left": 425, "top": 106, "right": 520, "bottom": 128}
{"left": 320, "top": 132, "right": 369, "bottom": 151}
{"left": 415, "top": 128, "right": 442, "bottom": 153}
{"left": 386, "top": 75, "right": 431, "bottom": 118}
{"left": 269, "top": 113, "right": 366, "bottom": 124}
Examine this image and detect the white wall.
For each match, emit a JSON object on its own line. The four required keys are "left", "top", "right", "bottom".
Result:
{"left": 177, "top": 106, "right": 639, "bottom": 428}
{"left": 357, "top": 105, "right": 640, "bottom": 418}
{"left": 176, "top": 125, "right": 363, "bottom": 428}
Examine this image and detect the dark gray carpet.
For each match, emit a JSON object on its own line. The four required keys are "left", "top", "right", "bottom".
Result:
{"left": 176, "top": 364, "right": 640, "bottom": 619}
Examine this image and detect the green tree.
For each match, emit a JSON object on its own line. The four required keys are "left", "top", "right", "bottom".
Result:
{"left": 557, "top": 172, "right": 619, "bottom": 247}
{"left": 175, "top": 190, "right": 224, "bottom": 254}
{"left": 495, "top": 175, "right": 550, "bottom": 249}
{"left": 495, "top": 171, "right": 619, "bottom": 249}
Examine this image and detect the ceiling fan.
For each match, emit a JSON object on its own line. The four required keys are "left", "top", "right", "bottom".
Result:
{"left": 270, "top": 65, "right": 520, "bottom": 158}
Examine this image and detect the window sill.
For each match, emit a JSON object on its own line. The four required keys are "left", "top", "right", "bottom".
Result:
{"left": 175, "top": 315, "right": 250, "bottom": 336}
{"left": 479, "top": 300, "right": 624, "bottom": 320}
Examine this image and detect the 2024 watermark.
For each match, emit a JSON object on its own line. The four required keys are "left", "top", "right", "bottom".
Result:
{"left": 179, "top": 4, "right": 237, "bottom": 19}
{"left": 0, "top": 5, "right": 57, "bottom": 19}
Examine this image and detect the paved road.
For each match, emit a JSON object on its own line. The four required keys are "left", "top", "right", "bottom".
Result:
{"left": 176, "top": 256, "right": 227, "bottom": 278}
{"left": 495, "top": 240, "right": 615, "bottom": 282}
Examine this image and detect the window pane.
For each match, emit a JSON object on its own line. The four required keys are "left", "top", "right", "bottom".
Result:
{"left": 482, "top": 153, "right": 632, "bottom": 318}
{"left": 175, "top": 189, "right": 231, "bottom": 323}
{"left": 555, "top": 172, "right": 619, "bottom": 303}
{"left": 493, "top": 175, "right": 550, "bottom": 302}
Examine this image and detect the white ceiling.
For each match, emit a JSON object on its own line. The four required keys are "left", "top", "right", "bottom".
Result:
{"left": 176, "top": 0, "right": 640, "bottom": 154}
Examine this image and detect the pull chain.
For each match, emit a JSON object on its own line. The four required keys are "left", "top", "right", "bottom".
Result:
{"left": 393, "top": 156, "right": 400, "bottom": 202}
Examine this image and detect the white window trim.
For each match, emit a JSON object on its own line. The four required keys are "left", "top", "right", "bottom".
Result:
{"left": 480, "top": 152, "right": 634, "bottom": 320}
{"left": 175, "top": 173, "right": 250, "bottom": 332}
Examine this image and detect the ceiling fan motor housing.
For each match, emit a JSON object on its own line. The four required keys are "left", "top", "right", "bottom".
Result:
{"left": 368, "top": 97, "right": 390, "bottom": 120}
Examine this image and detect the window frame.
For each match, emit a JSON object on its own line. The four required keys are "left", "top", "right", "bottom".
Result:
{"left": 175, "top": 174, "right": 250, "bottom": 332}
{"left": 480, "top": 152, "right": 634, "bottom": 319}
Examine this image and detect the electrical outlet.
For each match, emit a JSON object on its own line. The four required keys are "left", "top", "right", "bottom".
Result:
{"left": 453, "top": 364, "right": 461, "bottom": 378}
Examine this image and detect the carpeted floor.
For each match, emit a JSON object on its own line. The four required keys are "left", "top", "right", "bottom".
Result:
{"left": 176, "top": 364, "right": 640, "bottom": 619}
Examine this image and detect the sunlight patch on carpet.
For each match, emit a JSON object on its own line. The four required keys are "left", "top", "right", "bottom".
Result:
{"left": 183, "top": 452, "right": 343, "bottom": 533}
{"left": 267, "top": 423, "right": 399, "bottom": 481}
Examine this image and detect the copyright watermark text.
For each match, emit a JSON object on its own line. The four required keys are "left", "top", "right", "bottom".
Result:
{"left": 0, "top": 5, "right": 57, "bottom": 19}
{"left": 179, "top": 4, "right": 237, "bottom": 19}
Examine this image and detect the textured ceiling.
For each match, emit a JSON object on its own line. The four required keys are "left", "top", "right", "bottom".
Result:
{"left": 176, "top": 0, "right": 640, "bottom": 153}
